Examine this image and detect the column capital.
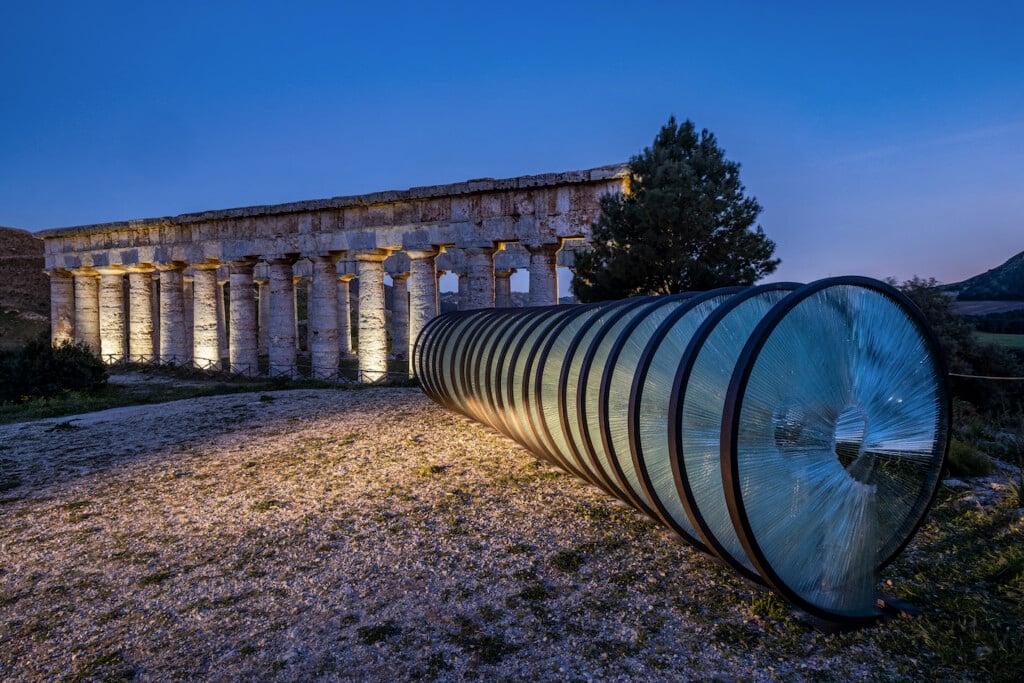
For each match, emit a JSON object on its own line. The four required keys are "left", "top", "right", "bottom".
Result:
{"left": 95, "top": 265, "right": 126, "bottom": 276}
{"left": 189, "top": 259, "right": 221, "bottom": 271}
{"left": 306, "top": 252, "right": 343, "bottom": 264}
{"left": 155, "top": 261, "right": 188, "bottom": 272}
{"left": 522, "top": 238, "right": 562, "bottom": 254}
{"left": 266, "top": 255, "right": 299, "bottom": 266}
{"left": 405, "top": 248, "right": 439, "bottom": 260}
{"left": 45, "top": 268, "right": 74, "bottom": 278}
{"left": 337, "top": 273, "right": 356, "bottom": 282}
{"left": 351, "top": 248, "right": 392, "bottom": 263}
{"left": 228, "top": 260, "right": 256, "bottom": 275}
{"left": 125, "top": 264, "right": 156, "bottom": 274}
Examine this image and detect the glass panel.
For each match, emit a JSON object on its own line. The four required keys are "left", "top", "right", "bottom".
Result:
{"left": 636, "top": 293, "right": 733, "bottom": 539}
{"left": 682, "top": 288, "right": 793, "bottom": 572}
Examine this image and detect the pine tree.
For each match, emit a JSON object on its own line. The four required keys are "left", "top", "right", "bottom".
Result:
{"left": 572, "top": 117, "right": 780, "bottom": 301}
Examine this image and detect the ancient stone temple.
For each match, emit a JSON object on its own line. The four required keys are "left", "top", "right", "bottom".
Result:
{"left": 37, "top": 165, "right": 627, "bottom": 382}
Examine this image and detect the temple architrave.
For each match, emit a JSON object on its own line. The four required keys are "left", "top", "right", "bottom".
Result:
{"left": 37, "top": 164, "right": 627, "bottom": 382}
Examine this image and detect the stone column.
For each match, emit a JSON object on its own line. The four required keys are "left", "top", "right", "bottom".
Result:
{"left": 48, "top": 269, "right": 75, "bottom": 345}
{"left": 337, "top": 274, "right": 355, "bottom": 357}
{"left": 73, "top": 269, "right": 101, "bottom": 353}
{"left": 183, "top": 276, "right": 194, "bottom": 358}
{"left": 72, "top": 269, "right": 101, "bottom": 353}
{"left": 155, "top": 264, "right": 188, "bottom": 366}
{"left": 216, "top": 273, "right": 228, "bottom": 360}
{"left": 526, "top": 241, "right": 561, "bottom": 307}
{"left": 407, "top": 249, "right": 438, "bottom": 363}
{"left": 457, "top": 274, "right": 469, "bottom": 310}
{"left": 151, "top": 272, "right": 161, "bottom": 353}
{"left": 293, "top": 276, "right": 303, "bottom": 351}
{"left": 309, "top": 255, "right": 340, "bottom": 379}
{"left": 98, "top": 267, "right": 126, "bottom": 363}
{"left": 191, "top": 265, "right": 221, "bottom": 370}
{"left": 157, "top": 264, "right": 187, "bottom": 364}
{"left": 464, "top": 246, "right": 496, "bottom": 310}
{"left": 494, "top": 269, "right": 514, "bottom": 308}
{"left": 127, "top": 267, "right": 156, "bottom": 362}
{"left": 255, "top": 276, "right": 270, "bottom": 354}
{"left": 390, "top": 273, "right": 410, "bottom": 360}
{"left": 354, "top": 251, "right": 389, "bottom": 382}
{"left": 268, "top": 258, "right": 298, "bottom": 377}
{"left": 228, "top": 261, "right": 258, "bottom": 376}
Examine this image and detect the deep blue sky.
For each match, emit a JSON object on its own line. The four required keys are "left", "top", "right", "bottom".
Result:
{"left": 2, "top": 0, "right": 1021, "bottom": 289}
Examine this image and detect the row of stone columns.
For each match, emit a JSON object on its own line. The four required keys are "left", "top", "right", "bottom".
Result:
{"left": 48, "top": 240, "right": 563, "bottom": 382}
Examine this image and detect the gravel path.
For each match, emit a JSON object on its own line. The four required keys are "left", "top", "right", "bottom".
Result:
{"left": 0, "top": 387, "right": 975, "bottom": 681}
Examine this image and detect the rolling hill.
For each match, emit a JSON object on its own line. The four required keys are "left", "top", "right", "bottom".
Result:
{"left": 944, "top": 250, "right": 1024, "bottom": 301}
{"left": 0, "top": 226, "right": 49, "bottom": 348}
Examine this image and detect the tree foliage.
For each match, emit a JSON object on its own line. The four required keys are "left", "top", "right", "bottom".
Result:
{"left": 0, "top": 339, "right": 107, "bottom": 404}
{"left": 894, "top": 277, "right": 1023, "bottom": 413}
{"left": 572, "top": 117, "right": 780, "bottom": 302}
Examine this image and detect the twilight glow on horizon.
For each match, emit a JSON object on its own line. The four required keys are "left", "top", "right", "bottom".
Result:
{"left": 1, "top": 1, "right": 1021, "bottom": 291}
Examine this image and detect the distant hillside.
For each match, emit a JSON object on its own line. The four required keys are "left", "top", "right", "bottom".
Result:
{"left": 0, "top": 226, "right": 49, "bottom": 348}
{"left": 944, "top": 250, "right": 1024, "bottom": 301}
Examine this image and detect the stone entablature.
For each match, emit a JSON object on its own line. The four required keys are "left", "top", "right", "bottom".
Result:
{"left": 37, "top": 165, "right": 626, "bottom": 271}
{"left": 38, "top": 164, "right": 628, "bottom": 381}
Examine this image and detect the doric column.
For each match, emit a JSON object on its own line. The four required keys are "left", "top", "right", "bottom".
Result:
{"left": 191, "top": 264, "right": 221, "bottom": 370}
{"left": 157, "top": 263, "right": 187, "bottom": 364}
{"left": 73, "top": 269, "right": 101, "bottom": 353}
{"left": 464, "top": 246, "right": 496, "bottom": 310}
{"left": 268, "top": 257, "right": 298, "bottom": 377}
{"left": 457, "top": 274, "right": 469, "bottom": 310}
{"left": 407, "top": 249, "right": 438, "bottom": 363}
{"left": 309, "top": 255, "right": 340, "bottom": 379}
{"left": 97, "top": 267, "right": 126, "bottom": 363}
{"left": 151, "top": 272, "right": 161, "bottom": 354}
{"left": 127, "top": 267, "right": 156, "bottom": 362}
{"left": 48, "top": 269, "right": 75, "bottom": 346}
{"left": 183, "top": 276, "right": 194, "bottom": 358}
{"left": 525, "top": 241, "right": 561, "bottom": 307}
{"left": 354, "top": 250, "right": 389, "bottom": 382}
{"left": 216, "top": 272, "right": 228, "bottom": 360}
{"left": 228, "top": 261, "right": 258, "bottom": 376}
{"left": 293, "top": 276, "right": 303, "bottom": 351}
{"left": 390, "top": 273, "right": 410, "bottom": 360}
{"left": 255, "top": 277, "right": 270, "bottom": 354}
{"left": 337, "top": 274, "right": 355, "bottom": 357}
{"left": 494, "top": 268, "right": 514, "bottom": 308}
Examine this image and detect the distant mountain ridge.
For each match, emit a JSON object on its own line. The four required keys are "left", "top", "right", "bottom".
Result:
{"left": 944, "top": 250, "right": 1024, "bottom": 301}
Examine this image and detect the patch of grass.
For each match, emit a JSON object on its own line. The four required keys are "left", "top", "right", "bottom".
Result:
{"left": 69, "top": 649, "right": 133, "bottom": 683}
{"left": 750, "top": 591, "right": 789, "bottom": 620}
{"left": 974, "top": 331, "right": 1024, "bottom": 350}
{"left": 251, "top": 498, "right": 283, "bottom": 512}
{"left": 356, "top": 620, "right": 401, "bottom": 645}
{"left": 0, "top": 367, "right": 354, "bottom": 425}
{"left": 136, "top": 570, "right": 174, "bottom": 587}
{"left": 550, "top": 550, "right": 585, "bottom": 573}
{"left": 416, "top": 464, "right": 448, "bottom": 476}
{"left": 947, "top": 438, "right": 994, "bottom": 477}
{"left": 45, "top": 420, "right": 80, "bottom": 432}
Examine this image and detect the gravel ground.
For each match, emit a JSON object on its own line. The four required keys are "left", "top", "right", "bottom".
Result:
{"left": 0, "top": 387, "right": 993, "bottom": 681}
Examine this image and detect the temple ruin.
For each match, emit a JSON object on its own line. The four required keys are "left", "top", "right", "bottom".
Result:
{"left": 37, "top": 164, "right": 627, "bottom": 381}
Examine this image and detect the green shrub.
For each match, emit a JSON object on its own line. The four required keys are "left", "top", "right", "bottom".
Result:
{"left": 946, "top": 438, "right": 994, "bottom": 477}
{"left": 0, "top": 340, "right": 107, "bottom": 404}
